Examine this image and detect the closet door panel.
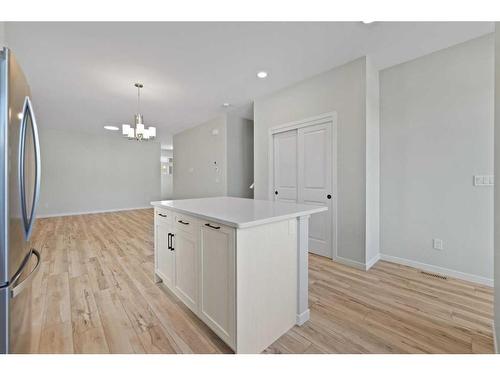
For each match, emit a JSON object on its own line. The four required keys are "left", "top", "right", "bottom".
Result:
{"left": 272, "top": 130, "right": 298, "bottom": 203}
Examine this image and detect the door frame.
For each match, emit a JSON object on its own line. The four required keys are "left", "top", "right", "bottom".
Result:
{"left": 268, "top": 112, "right": 338, "bottom": 259}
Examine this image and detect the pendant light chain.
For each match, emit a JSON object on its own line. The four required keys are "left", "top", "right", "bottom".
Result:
{"left": 137, "top": 84, "right": 141, "bottom": 114}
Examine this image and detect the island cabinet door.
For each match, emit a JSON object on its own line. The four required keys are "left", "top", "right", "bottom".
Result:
{"left": 155, "top": 214, "right": 175, "bottom": 288}
{"left": 173, "top": 229, "right": 199, "bottom": 312}
{"left": 199, "top": 222, "right": 236, "bottom": 349}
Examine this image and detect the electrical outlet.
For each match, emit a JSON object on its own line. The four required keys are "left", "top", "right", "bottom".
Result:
{"left": 433, "top": 239, "right": 443, "bottom": 251}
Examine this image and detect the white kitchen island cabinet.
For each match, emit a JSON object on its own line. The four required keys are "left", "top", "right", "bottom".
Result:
{"left": 151, "top": 197, "right": 326, "bottom": 353}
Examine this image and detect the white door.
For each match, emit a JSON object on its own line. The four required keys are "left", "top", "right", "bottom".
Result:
{"left": 298, "top": 123, "right": 333, "bottom": 258}
{"left": 272, "top": 121, "right": 334, "bottom": 258}
{"left": 173, "top": 230, "right": 198, "bottom": 311}
{"left": 156, "top": 220, "right": 175, "bottom": 288}
{"left": 199, "top": 222, "right": 235, "bottom": 348}
{"left": 273, "top": 130, "right": 298, "bottom": 202}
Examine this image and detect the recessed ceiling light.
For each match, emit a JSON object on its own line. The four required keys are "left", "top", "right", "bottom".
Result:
{"left": 257, "top": 71, "right": 268, "bottom": 79}
{"left": 222, "top": 103, "right": 231, "bottom": 107}
{"left": 104, "top": 126, "right": 119, "bottom": 131}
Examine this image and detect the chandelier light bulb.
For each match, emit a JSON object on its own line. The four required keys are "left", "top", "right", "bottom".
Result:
{"left": 128, "top": 127, "right": 135, "bottom": 139}
{"left": 149, "top": 126, "right": 156, "bottom": 138}
{"left": 122, "top": 124, "right": 130, "bottom": 136}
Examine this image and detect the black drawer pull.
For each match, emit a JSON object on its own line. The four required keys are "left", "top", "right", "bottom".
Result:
{"left": 205, "top": 223, "right": 221, "bottom": 230}
{"left": 158, "top": 213, "right": 167, "bottom": 218}
{"left": 178, "top": 220, "right": 189, "bottom": 225}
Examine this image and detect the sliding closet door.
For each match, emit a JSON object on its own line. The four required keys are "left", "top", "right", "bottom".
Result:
{"left": 298, "top": 123, "right": 332, "bottom": 258}
{"left": 272, "top": 130, "right": 298, "bottom": 203}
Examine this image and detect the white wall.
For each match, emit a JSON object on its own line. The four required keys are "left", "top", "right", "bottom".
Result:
{"left": 380, "top": 34, "right": 494, "bottom": 282}
{"left": 227, "top": 114, "right": 254, "bottom": 198}
{"left": 0, "top": 22, "right": 5, "bottom": 46}
{"left": 38, "top": 128, "right": 161, "bottom": 216}
{"left": 173, "top": 116, "right": 227, "bottom": 199}
{"left": 494, "top": 24, "right": 500, "bottom": 352}
{"left": 254, "top": 57, "right": 370, "bottom": 265}
{"left": 365, "top": 57, "right": 380, "bottom": 265}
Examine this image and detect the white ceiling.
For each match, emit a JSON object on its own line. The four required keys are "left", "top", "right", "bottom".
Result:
{"left": 4, "top": 22, "right": 494, "bottom": 146}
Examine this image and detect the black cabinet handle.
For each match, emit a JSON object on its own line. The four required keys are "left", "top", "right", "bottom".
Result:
{"left": 274, "top": 190, "right": 278, "bottom": 195}
{"left": 205, "top": 223, "right": 221, "bottom": 230}
{"left": 327, "top": 194, "right": 332, "bottom": 199}
{"left": 158, "top": 213, "right": 167, "bottom": 217}
{"left": 178, "top": 220, "right": 189, "bottom": 225}
{"left": 168, "top": 233, "right": 175, "bottom": 251}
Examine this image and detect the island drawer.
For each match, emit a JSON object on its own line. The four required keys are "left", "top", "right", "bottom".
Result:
{"left": 174, "top": 213, "right": 197, "bottom": 234}
{"left": 155, "top": 208, "right": 173, "bottom": 224}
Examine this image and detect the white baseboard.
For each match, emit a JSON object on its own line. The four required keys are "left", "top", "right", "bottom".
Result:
{"left": 332, "top": 253, "right": 381, "bottom": 271}
{"left": 296, "top": 309, "right": 310, "bottom": 326}
{"left": 380, "top": 254, "right": 493, "bottom": 287}
{"left": 494, "top": 321, "right": 499, "bottom": 354}
{"left": 365, "top": 253, "right": 381, "bottom": 270}
{"left": 37, "top": 206, "right": 152, "bottom": 218}
{"left": 332, "top": 255, "right": 367, "bottom": 270}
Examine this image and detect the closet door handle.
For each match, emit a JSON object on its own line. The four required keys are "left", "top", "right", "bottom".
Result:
{"left": 170, "top": 233, "right": 175, "bottom": 251}
{"left": 167, "top": 233, "right": 172, "bottom": 250}
{"left": 327, "top": 194, "right": 332, "bottom": 199}
{"left": 158, "top": 213, "right": 167, "bottom": 218}
{"left": 178, "top": 220, "right": 189, "bottom": 225}
{"left": 205, "top": 223, "right": 221, "bottom": 230}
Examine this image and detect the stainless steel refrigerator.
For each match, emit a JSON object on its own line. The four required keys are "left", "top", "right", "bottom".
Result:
{"left": 0, "top": 47, "right": 41, "bottom": 354}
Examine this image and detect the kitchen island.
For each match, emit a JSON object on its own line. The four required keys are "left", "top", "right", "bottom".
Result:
{"left": 150, "top": 197, "right": 327, "bottom": 353}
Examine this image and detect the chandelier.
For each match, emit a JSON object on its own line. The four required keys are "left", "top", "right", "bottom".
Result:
{"left": 121, "top": 83, "right": 157, "bottom": 141}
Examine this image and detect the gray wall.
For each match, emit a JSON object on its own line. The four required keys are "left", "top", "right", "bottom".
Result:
{"left": 365, "top": 57, "right": 381, "bottom": 264}
{"left": 227, "top": 114, "right": 254, "bottom": 198}
{"left": 160, "top": 148, "right": 173, "bottom": 199}
{"left": 254, "top": 57, "right": 369, "bottom": 265}
{"left": 173, "top": 116, "right": 227, "bottom": 199}
{"left": 38, "top": 128, "right": 161, "bottom": 216}
{"left": 380, "top": 34, "right": 494, "bottom": 280}
{"left": 0, "top": 22, "right": 5, "bottom": 46}
{"left": 494, "top": 24, "right": 500, "bottom": 352}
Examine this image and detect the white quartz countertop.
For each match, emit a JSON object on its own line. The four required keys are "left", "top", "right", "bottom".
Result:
{"left": 150, "top": 197, "right": 327, "bottom": 229}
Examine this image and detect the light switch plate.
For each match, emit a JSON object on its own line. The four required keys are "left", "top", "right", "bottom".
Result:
{"left": 433, "top": 239, "right": 443, "bottom": 251}
{"left": 474, "top": 175, "right": 494, "bottom": 186}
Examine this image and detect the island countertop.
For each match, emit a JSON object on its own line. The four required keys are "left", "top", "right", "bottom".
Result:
{"left": 150, "top": 196, "right": 327, "bottom": 229}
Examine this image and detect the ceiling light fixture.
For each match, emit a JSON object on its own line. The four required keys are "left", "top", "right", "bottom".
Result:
{"left": 222, "top": 103, "right": 231, "bottom": 107}
{"left": 113, "top": 83, "right": 157, "bottom": 141}
{"left": 104, "top": 126, "right": 119, "bottom": 131}
{"left": 257, "top": 71, "right": 268, "bottom": 79}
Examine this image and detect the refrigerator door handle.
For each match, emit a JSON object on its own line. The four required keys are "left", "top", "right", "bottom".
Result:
{"left": 9, "top": 248, "right": 41, "bottom": 299}
{"left": 18, "top": 96, "right": 41, "bottom": 240}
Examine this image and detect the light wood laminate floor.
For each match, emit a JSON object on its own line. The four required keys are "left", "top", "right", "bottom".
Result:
{"left": 28, "top": 209, "right": 494, "bottom": 354}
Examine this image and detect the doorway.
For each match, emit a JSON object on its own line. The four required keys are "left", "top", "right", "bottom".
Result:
{"left": 269, "top": 113, "right": 337, "bottom": 259}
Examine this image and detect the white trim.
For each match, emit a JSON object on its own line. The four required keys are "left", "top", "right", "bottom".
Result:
{"left": 269, "top": 112, "right": 337, "bottom": 135}
{"left": 380, "top": 254, "right": 493, "bottom": 287}
{"left": 37, "top": 206, "right": 151, "bottom": 218}
{"left": 494, "top": 321, "right": 498, "bottom": 354}
{"left": 296, "top": 309, "right": 310, "bottom": 326}
{"left": 332, "top": 255, "right": 367, "bottom": 271}
{"left": 268, "top": 112, "right": 338, "bottom": 260}
{"left": 365, "top": 253, "right": 380, "bottom": 270}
